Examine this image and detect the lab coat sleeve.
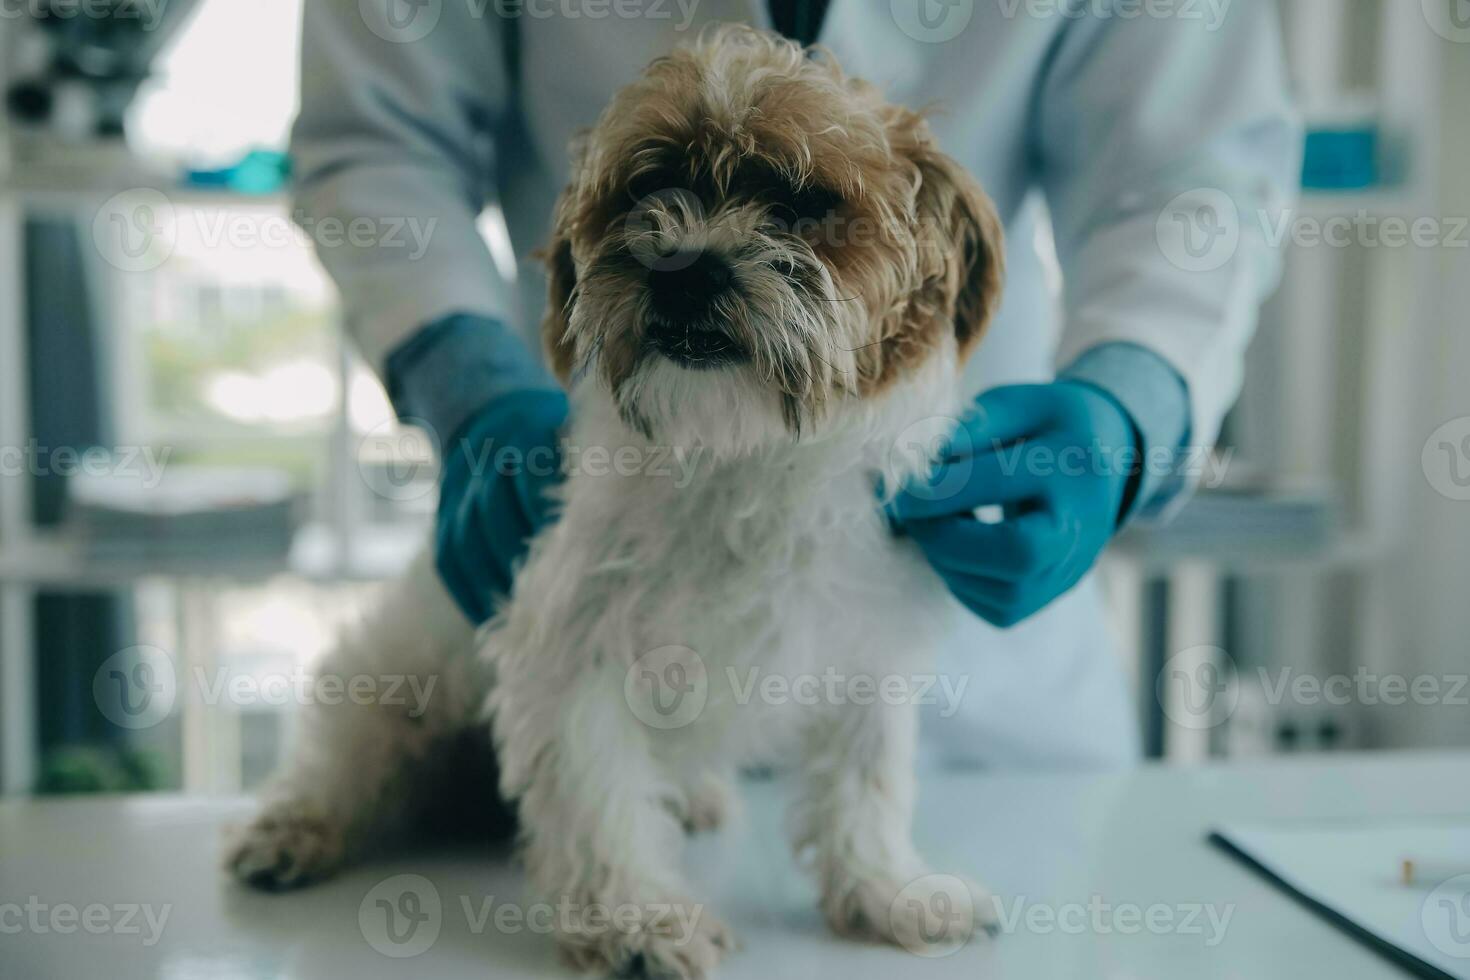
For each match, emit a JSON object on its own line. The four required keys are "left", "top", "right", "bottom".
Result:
{"left": 292, "top": 0, "right": 517, "bottom": 377}
{"left": 1061, "top": 341, "right": 1190, "bottom": 522}
{"left": 1038, "top": 2, "right": 1302, "bottom": 513}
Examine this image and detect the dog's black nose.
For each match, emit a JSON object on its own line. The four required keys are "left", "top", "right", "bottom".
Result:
{"left": 647, "top": 250, "right": 732, "bottom": 320}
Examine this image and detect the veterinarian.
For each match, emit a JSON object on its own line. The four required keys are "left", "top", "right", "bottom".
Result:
{"left": 295, "top": 0, "right": 1298, "bottom": 768}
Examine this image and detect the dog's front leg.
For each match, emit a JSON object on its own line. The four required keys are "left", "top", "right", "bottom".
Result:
{"left": 789, "top": 696, "right": 995, "bottom": 954}
{"left": 492, "top": 661, "right": 734, "bottom": 979}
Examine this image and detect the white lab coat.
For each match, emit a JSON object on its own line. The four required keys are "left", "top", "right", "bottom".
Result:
{"left": 294, "top": 0, "right": 1300, "bottom": 768}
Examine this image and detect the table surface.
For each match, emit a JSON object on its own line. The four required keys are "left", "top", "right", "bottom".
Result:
{"left": 3, "top": 750, "right": 1468, "bottom": 980}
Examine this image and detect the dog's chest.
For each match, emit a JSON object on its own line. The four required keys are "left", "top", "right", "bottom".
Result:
{"left": 581, "top": 463, "right": 948, "bottom": 677}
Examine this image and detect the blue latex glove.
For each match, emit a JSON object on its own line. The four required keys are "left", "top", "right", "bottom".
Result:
{"left": 434, "top": 391, "right": 569, "bottom": 622}
{"left": 388, "top": 313, "right": 569, "bottom": 623}
{"left": 887, "top": 382, "right": 1142, "bottom": 629}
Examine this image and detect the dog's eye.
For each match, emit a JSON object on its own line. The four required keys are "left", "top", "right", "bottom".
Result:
{"left": 770, "top": 184, "right": 843, "bottom": 231}
{"left": 627, "top": 169, "right": 678, "bottom": 204}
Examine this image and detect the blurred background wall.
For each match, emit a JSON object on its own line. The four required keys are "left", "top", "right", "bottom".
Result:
{"left": 0, "top": 0, "right": 1467, "bottom": 797}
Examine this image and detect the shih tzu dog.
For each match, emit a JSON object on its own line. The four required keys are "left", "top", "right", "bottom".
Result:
{"left": 228, "top": 25, "right": 1004, "bottom": 978}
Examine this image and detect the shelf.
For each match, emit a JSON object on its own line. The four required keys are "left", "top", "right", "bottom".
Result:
{"left": 0, "top": 167, "right": 286, "bottom": 210}
{"left": 1290, "top": 190, "right": 1422, "bottom": 221}
{"left": 1, "top": 136, "right": 286, "bottom": 207}
{"left": 1113, "top": 530, "right": 1378, "bottom": 575}
{"left": 1110, "top": 485, "right": 1376, "bottom": 575}
{"left": 0, "top": 522, "right": 422, "bottom": 589}
{"left": 0, "top": 177, "right": 286, "bottom": 210}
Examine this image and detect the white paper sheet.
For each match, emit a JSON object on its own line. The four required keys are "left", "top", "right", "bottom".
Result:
{"left": 1215, "top": 820, "right": 1470, "bottom": 979}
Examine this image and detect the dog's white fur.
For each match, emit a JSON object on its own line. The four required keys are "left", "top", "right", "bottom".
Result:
{"left": 229, "top": 26, "right": 1002, "bottom": 978}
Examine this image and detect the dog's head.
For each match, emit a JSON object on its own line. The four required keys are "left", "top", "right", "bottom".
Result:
{"left": 541, "top": 25, "right": 1003, "bottom": 452}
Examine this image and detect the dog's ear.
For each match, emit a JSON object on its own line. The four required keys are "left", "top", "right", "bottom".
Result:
{"left": 896, "top": 115, "right": 1005, "bottom": 362}
{"left": 538, "top": 190, "right": 579, "bottom": 385}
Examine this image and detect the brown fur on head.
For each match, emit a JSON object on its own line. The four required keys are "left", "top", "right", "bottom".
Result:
{"left": 541, "top": 24, "right": 1003, "bottom": 440}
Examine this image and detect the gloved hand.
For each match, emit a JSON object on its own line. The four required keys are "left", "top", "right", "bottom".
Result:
{"left": 387, "top": 313, "right": 570, "bottom": 624}
{"left": 434, "top": 390, "right": 569, "bottom": 623}
{"left": 887, "top": 382, "right": 1143, "bottom": 629}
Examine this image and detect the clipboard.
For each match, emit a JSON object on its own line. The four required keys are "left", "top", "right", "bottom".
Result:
{"left": 1210, "top": 821, "right": 1470, "bottom": 980}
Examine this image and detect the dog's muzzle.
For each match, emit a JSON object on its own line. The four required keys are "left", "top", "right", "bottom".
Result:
{"left": 645, "top": 249, "right": 749, "bottom": 369}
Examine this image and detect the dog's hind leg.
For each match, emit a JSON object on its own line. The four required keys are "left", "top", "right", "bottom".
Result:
{"left": 789, "top": 697, "right": 996, "bottom": 954}
{"left": 225, "top": 548, "right": 488, "bottom": 891}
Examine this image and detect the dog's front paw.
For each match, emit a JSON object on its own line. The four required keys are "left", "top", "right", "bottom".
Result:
{"left": 557, "top": 899, "right": 734, "bottom": 980}
{"left": 669, "top": 772, "right": 735, "bottom": 835}
{"left": 224, "top": 801, "right": 346, "bottom": 892}
{"left": 825, "top": 870, "right": 995, "bottom": 955}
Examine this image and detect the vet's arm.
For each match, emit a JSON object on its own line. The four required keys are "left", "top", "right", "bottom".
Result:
{"left": 1038, "top": 0, "right": 1301, "bottom": 519}
{"left": 294, "top": 1, "right": 568, "bottom": 622}
{"left": 889, "top": 5, "right": 1299, "bottom": 627}
{"left": 293, "top": 0, "right": 523, "bottom": 383}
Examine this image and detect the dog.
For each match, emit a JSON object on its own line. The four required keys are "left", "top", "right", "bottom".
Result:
{"left": 227, "top": 25, "right": 1004, "bottom": 978}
